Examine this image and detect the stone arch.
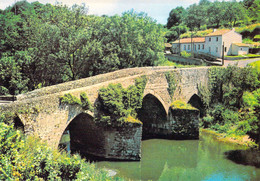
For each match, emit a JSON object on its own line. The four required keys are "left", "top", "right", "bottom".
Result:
{"left": 13, "top": 115, "right": 25, "bottom": 133}
{"left": 58, "top": 112, "right": 107, "bottom": 159}
{"left": 188, "top": 94, "right": 205, "bottom": 117}
{"left": 143, "top": 90, "right": 169, "bottom": 115}
{"left": 137, "top": 93, "right": 168, "bottom": 139}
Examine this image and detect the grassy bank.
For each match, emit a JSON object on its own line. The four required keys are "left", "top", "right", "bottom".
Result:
{"left": 201, "top": 129, "right": 257, "bottom": 148}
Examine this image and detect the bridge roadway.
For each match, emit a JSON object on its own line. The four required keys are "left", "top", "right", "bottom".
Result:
{"left": 0, "top": 66, "right": 209, "bottom": 155}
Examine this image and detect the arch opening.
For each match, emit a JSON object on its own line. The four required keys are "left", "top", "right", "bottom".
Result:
{"left": 137, "top": 93, "right": 168, "bottom": 140}
{"left": 13, "top": 116, "right": 24, "bottom": 133}
{"left": 188, "top": 94, "right": 205, "bottom": 117}
{"left": 58, "top": 112, "right": 104, "bottom": 161}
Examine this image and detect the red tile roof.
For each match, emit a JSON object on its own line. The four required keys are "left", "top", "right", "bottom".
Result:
{"left": 206, "top": 29, "right": 231, "bottom": 36}
{"left": 172, "top": 37, "right": 205, "bottom": 44}
{"left": 232, "top": 43, "right": 250, "bottom": 47}
{"left": 165, "top": 43, "right": 172, "bottom": 48}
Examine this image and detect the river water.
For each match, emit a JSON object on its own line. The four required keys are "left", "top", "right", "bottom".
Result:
{"left": 95, "top": 131, "right": 260, "bottom": 181}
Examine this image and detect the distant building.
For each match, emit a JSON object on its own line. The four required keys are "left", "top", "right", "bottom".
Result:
{"left": 165, "top": 43, "right": 172, "bottom": 54}
{"left": 171, "top": 29, "right": 250, "bottom": 58}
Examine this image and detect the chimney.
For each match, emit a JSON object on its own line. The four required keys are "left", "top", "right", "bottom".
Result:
{"left": 213, "top": 29, "right": 217, "bottom": 32}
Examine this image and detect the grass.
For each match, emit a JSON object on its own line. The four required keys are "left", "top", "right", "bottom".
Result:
{"left": 249, "top": 60, "right": 260, "bottom": 72}
{"left": 158, "top": 60, "right": 202, "bottom": 67}
{"left": 225, "top": 54, "right": 260, "bottom": 59}
{"left": 124, "top": 116, "right": 142, "bottom": 124}
{"left": 180, "top": 29, "right": 213, "bottom": 39}
{"left": 170, "top": 100, "right": 197, "bottom": 110}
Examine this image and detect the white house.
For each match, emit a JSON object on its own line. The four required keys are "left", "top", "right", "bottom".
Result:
{"left": 171, "top": 37, "right": 206, "bottom": 54}
{"left": 172, "top": 29, "right": 250, "bottom": 58}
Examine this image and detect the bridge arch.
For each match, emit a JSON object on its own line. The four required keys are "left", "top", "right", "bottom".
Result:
{"left": 58, "top": 112, "right": 102, "bottom": 156}
{"left": 143, "top": 90, "right": 169, "bottom": 115}
{"left": 188, "top": 94, "right": 204, "bottom": 117}
{"left": 13, "top": 115, "right": 24, "bottom": 133}
{"left": 138, "top": 93, "right": 168, "bottom": 139}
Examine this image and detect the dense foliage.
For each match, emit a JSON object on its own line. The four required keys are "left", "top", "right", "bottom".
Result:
{"left": 171, "top": 100, "right": 196, "bottom": 110}
{"left": 199, "top": 64, "right": 260, "bottom": 147}
{"left": 165, "top": 0, "right": 260, "bottom": 42}
{"left": 96, "top": 76, "right": 147, "bottom": 126}
{"left": 0, "top": 1, "right": 166, "bottom": 95}
{"left": 60, "top": 92, "right": 93, "bottom": 111}
{"left": 0, "top": 113, "right": 120, "bottom": 180}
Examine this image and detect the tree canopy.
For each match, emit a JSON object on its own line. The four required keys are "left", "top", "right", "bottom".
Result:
{"left": 0, "top": 1, "right": 166, "bottom": 95}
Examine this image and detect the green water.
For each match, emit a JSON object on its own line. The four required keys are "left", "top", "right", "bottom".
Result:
{"left": 96, "top": 131, "right": 260, "bottom": 181}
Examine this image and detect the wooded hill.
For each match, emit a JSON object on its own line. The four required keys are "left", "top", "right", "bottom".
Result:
{"left": 165, "top": 0, "right": 260, "bottom": 42}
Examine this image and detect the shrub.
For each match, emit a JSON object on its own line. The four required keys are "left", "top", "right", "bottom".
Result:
{"left": 165, "top": 72, "right": 177, "bottom": 99}
{"left": 60, "top": 93, "right": 81, "bottom": 106}
{"left": 80, "top": 92, "right": 93, "bottom": 111}
{"left": 97, "top": 76, "right": 147, "bottom": 126}
{"left": 180, "top": 51, "right": 191, "bottom": 58}
{"left": 201, "top": 114, "right": 214, "bottom": 128}
{"left": 171, "top": 100, "right": 196, "bottom": 110}
{"left": 0, "top": 114, "right": 117, "bottom": 180}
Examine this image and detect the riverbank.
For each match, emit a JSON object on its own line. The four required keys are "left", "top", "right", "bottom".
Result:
{"left": 201, "top": 129, "right": 258, "bottom": 148}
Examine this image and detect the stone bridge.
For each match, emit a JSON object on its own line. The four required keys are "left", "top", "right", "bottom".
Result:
{"left": 0, "top": 66, "right": 209, "bottom": 160}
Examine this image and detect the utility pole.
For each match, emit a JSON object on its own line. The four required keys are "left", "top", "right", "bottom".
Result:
{"left": 178, "top": 26, "right": 181, "bottom": 56}
{"left": 191, "top": 31, "right": 193, "bottom": 58}
{"left": 222, "top": 42, "right": 225, "bottom": 66}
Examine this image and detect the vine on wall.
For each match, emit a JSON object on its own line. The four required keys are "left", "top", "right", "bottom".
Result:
{"left": 60, "top": 93, "right": 93, "bottom": 111}
{"left": 96, "top": 75, "right": 147, "bottom": 126}
{"left": 165, "top": 71, "right": 180, "bottom": 100}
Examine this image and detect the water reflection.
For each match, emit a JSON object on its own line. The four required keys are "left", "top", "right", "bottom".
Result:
{"left": 96, "top": 131, "right": 260, "bottom": 181}
{"left": 225, "top": 149, "right": 260, "bottom": 168}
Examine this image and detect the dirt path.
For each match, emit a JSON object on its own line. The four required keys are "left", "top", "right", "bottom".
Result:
{"left": 223, "top": 58, "right": 260, "bottom": 67}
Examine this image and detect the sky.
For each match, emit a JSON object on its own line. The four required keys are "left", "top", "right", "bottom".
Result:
{"left": 0, "top": 0, "right": 241, "bottom": 25}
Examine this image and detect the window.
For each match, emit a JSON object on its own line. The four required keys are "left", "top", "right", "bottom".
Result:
{"left": 209, "top": 37, "right": 211, "bottom": 42}
{"left": 198, "top": 45, "right": 200, "bottom": 50}
{"left": 188, "top": 45, "right": 190, "bottom": 50}
{"left": 209, "top": 47, "right": 211, "bottom": 52}
{"left": 184, "top": 45, "right": 186, "bottom": 50}
{"left": 202, "top": 44, "right": 204, "bottom": 49}
{"left": 225, "top": 47, "right": 227, "bottom": 52}
{"left": 240, "top": 48, "right": 243, "bottom": 50}
{"left": 216, "top": 47, "right": 218, "bottom": 52}
{"left": 216, "top": 37, "right": 218, "bottom": 41}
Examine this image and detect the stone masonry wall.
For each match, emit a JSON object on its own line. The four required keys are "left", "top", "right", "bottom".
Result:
{"left": 167, "top": 107, "right": 200, "bottom": 139}
{"left": 0, "top": 67, "right": 209, "bottom": 148}
{"left": 69, "top": 113, "right": 142, "bottom": 161}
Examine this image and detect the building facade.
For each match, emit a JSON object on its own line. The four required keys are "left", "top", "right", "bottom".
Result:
{"left": 172, "top": 29, "right": 249, "bottom": 58}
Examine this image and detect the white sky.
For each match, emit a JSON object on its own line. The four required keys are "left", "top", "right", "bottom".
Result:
{"left": 0, "top": 0, "right": 241, "bottom": 24}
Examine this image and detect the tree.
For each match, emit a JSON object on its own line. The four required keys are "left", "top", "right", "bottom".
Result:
{"left": 166, "top": 7, "right": 185, "bottom": 29}
{"left": 165, "top": 25, "right": 188, "bottom": 42}
{"left": 207, "top": 1, "right": 225, "bottom": 28}
{"left": 184, "top": 4, "right": 207, "bottom": 30}
{"left": 223, "top": 1, "right": 247, "bottom": 27}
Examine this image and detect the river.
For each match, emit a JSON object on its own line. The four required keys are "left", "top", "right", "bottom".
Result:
{"left": 94, "top": 131, "right": 260, "bottom": 181}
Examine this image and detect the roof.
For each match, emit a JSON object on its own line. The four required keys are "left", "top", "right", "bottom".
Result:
{"left": 172, "top": 37, "right": 205, "bottom": 44}
{"left": 165, "top": 43, "right": 172, "bottom": 48}
{"left": 232, "top": 43, "right": 250, "bottom": 47}
{"left": 206, "top": 29, "right": 232, "bottom": 36}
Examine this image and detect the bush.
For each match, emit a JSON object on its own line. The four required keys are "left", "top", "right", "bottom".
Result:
{"left": 180, "top": 51, "right": 191, "bottom": 58}
{"left": 80, "top": 92, "right": 93, "bottom": 111}
{"left": 201, "top": 114, "right": 214, "bottom": 128}
{"left": 0, "top": 114, "right": 118, "bottom": 180}
{"left": 60, "top": 93, "right": 81, "bottom": 106}
{"left": 97, "top": 76, "right": 147, "bottom": 126}
{"left": 171, "top": 100, "right": 196, "bottom": 110}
